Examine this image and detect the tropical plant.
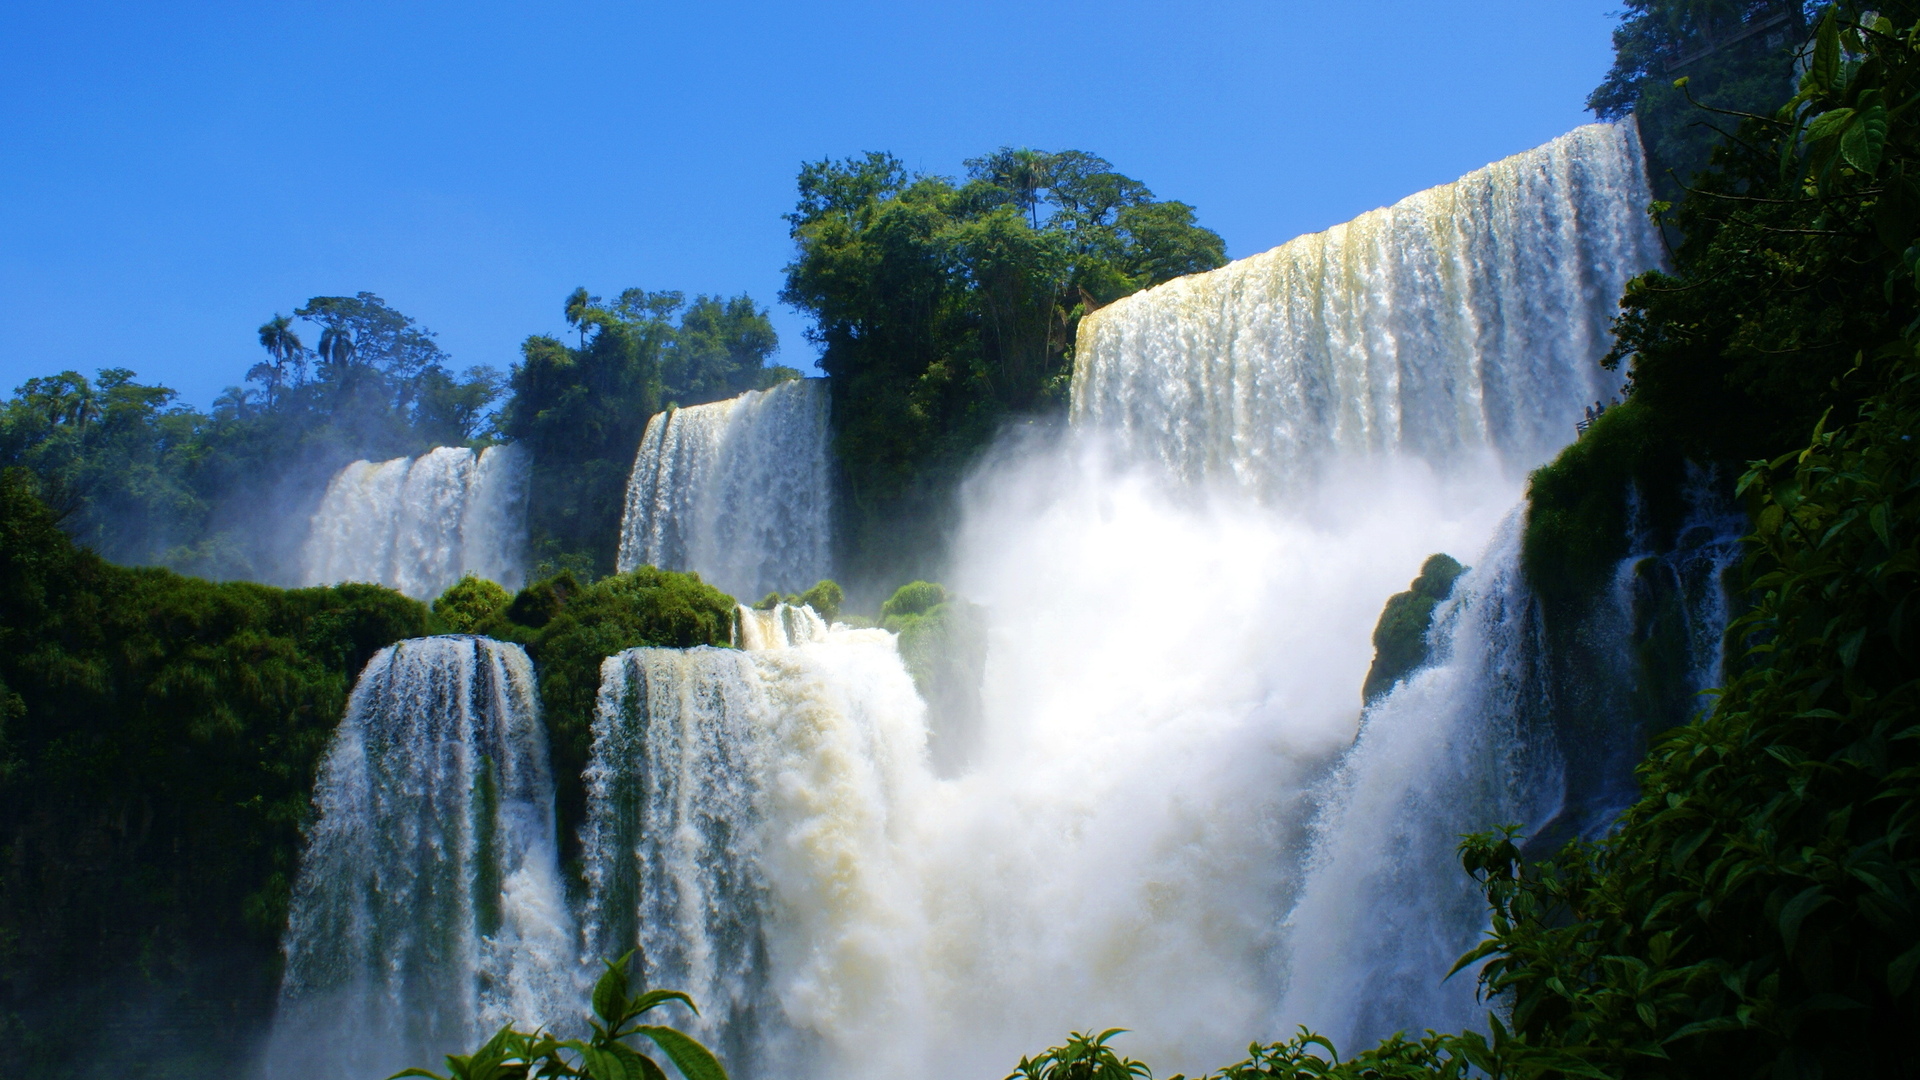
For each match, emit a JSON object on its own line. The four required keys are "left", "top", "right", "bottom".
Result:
{"left": 1007, "top": 1028, "right": 1153, "bottom": 1080}
{"left": 392, "top": 952, "right": 727, "bottom": 1080}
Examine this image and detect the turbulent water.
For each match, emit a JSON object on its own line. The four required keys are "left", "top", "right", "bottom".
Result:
{"left": 272, "top": 119, "right": 1725, "bottom": 1078}
{"left": 262, "top": 636, "right": 577, "bottom": 1080}
{"left": 580, "top": 605, "right": 929, "bottom": 1079}
{"left": 617, "top": 379, "right": 833, "bottom": 600}
{"left": 1075, "top": 119, "right": 1662, "bottom": 490}
{"left": 302, "top": 444, "right": 529, "bottom": 600}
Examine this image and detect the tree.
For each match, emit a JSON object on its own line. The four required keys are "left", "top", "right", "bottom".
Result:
{"left": 1588, "top": 1, "right": 1814, "bottom": 200}
{"left": 781, "top": 146, "right": 1227, "bottom": 586}
{"left": 250, "top": 314, "right": 306, "bottom": 407}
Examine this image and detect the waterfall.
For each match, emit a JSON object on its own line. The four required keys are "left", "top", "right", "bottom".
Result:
{"left": 1276, "top": 515, "right": 1560, "bottom": 1048}
{"left": 261, "top": 636, "right": 577, "bottom": 1080}
{"left": 616, "top": 379, "right": 833, "bottom": 601}
{"left": 562, "top": 119, "right": 1686, "bottom": 1077}
{"left": 1073, "top": 119, "right": 1663, "bottom": 492}
{"left": 578, "top": 605, "right": 928, "bottom": 1079}
{"left": 302, "top": 444, "right": 529, "bottom": 600}
{"left": 262, "top": 118, "right": 1712, "bottom": 1078}
{"left": 1276, "top": 478, "right": 1744, "bottom": 1050}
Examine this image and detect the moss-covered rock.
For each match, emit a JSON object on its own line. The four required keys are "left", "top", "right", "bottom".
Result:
{"left": 1362, "top": 554, "right": 1467, "bottom": 704}
{"left": 507, "top": 565, "right": 738, "bottom": 871}
{"left": 880, "top": 581, "right": 987, "bottom": 774}
{"left": 1521, "top": 399, "right": 1687, "bottom": 612}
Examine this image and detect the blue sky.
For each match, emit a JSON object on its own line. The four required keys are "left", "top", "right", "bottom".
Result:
{"left": 0, "top": 1, "right": 1620, "bottom": 407}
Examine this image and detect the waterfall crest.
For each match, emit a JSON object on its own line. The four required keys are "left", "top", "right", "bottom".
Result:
{"left": 262, "top": 636, "right": 577, "bottom": 1080}
{"left": 579, "top": 605, "right": 929, "bottom": 1079}
{"left": 302, "top": 444, "right": 529, "bottom": 599}
{"left": 1072, "top": 119, "right": 1662, "bottom": 492}
{"left": 616, "top": 379, "right": 833, "bottom": 600}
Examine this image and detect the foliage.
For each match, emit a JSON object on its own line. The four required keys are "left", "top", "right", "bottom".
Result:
{"left": 1522, "top": 400, "right": 1687, "bottom": 610}
{"left": 1362, "top": 553, "right": 1467, "bottom": 703}
{"left": 1007, "top": 1028, "right": 1152, "bottom": 1080}
{"left": 433, "top": 574, "right": 514, "bottom": 634}
{"left": 394, "top": 951, "right": 727, "bottom": 1080}
{"left": 0, "top": 468, "right": 429, "bottom": 1074}
{"left": 502, "top": 289, "right": 785, "bottom": 578}
{"left": 782, "top": 149, "right": 1226, "bottom": 586}
{"left": 1466, "top": 8, "right": 1920, "bottom": 1077}
{"left": 879, "top": 580, "right": 988, "bottom": 771}
{"left": 879, "top": 579, "right": 948, "bottom": 621}
{"left": 1589, "top": 1, "right": 1813, "bottom": 203}
{"left": 481, "top": 567, "right": 739, "bottom": 868}
{"left": 0, "top": 293, "right": 505, "bottom": 580}
{"left": 795, "top": 579, "right": 844, "bottom": 622}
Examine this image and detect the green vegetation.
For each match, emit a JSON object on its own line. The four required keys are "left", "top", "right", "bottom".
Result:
{"left": 1591, "top": 1, "right": 1813, "bottom": 204}
{"left": 0, "top": 286, "right": 792, "bottom": 587}
{"left": 432, "top": 574, "right": 514, "bottom": 633}
{"left": 0, "top": 293, "right": 505, "bottom": 580}
{"left": 1031, "top": 6, "right": 1920, "bottom": 1078}
{"left": 880, "top": 581, "right": 988, "bottom": 772}
{"left": 0, "top": 468, "right": 429, "bottom": 1075}
{"left": 1362, "top": 554, "right": 1466, "bottom": 704}
{"left": 502, "top": 289, "right": 792, "bottom": 578}
{"left": 395, "top": 952, "right": 726, "bottom": 1080}
{"left": 430, "top": 566, "right": 739, "bottom": 869}
{"left": 782, "top": 149, "right": 1227, "bottom": 587}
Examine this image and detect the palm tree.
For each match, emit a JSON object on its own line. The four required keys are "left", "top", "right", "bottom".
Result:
{"left": 564, "top": 286, "right": 599, "bottom": 348}
{"left": 251, "top": 314, "right": 305, "bottom": 407}
{"left": 316, "top": 324, "right": 355, "bottom": 370}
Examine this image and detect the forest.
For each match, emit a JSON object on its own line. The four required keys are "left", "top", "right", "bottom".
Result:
{"left": 1, "top": 1, "right": 1916, "bottom": 1078}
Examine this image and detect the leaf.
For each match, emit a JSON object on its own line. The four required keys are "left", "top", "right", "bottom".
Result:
{"left": 628, "top": 988, "right": 698, "bottom": 1019}
{"left": 581, "top": 1046, "right": 629, "bottom": 1080}
{"left": 1779, "top": 885, "right": 1832, "bottom": 954}
{"left": 1805, "top": 107, "right": 1857, "bottom": 147}
{"left": 1890, "top": 943, "right": 1920, "bottom": 995}
{"left": 593, "top": 953, "right": 634, "bottom": 1026}
{"left": 635, "top": 1025, "right": 729, "bottom": 1080}
{"left": 1806, "top": 10, "right": 1840, "bottom": 94}
{"left": 1841, "top": 103, "right": 1889, "bottom": 173}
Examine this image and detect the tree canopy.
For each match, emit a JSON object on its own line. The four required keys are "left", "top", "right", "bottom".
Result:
{"left": 781, "top": 147, "right": 1226, "bottom": 585}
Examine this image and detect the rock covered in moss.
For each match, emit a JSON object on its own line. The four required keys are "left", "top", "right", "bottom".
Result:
{"left": 1362, "top": 553, "right": 1466, "bottom": 704}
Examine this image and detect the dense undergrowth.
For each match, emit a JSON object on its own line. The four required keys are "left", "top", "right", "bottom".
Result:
{"left": 0, "top": 468, "right": 430, "bottom": 1075}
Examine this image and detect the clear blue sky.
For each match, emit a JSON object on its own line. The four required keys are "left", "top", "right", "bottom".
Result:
{"left": 0, "top": 1, "right": 1620, "bottom": 407}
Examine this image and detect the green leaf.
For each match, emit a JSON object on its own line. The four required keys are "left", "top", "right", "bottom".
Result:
{"left": 581, "top": 1046, "right": 629, "bottom": 1080}
{"left": 628, "top": 988, "right": 698, "bottom": 1019}
{"left": 1804, "top": 108, "right": 1856, "bottom": 148}
{"left": 1890, "top": 943, "right": 1920, "bottom": 995}
{"left": 1779, "top": 885, "right": 1832, "bottom": 954}
{"left": 593, "top": 953, "right": 635, "bottom": 1026}
{"left": 635, "top": 1025, "right": 729, "bottom": 1080}
{"left": 1806, "top": 10, "right": 1840, "bottom": 94}
{"left": 1841, "top": 103, "right": 1889, "bottom": 173}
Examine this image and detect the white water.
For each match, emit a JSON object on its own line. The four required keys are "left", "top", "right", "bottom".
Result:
{"left": 302, "top": 444, "right": 529, "bottom": 600}
{"left": 263, "top": 636, "right": 577, "bottom": 1080}
{"left": 580, "top": 605, "right": 930, "bottom": 1079}
{"left": 275, "top": 120, "right": 1694, "bottom": 1078}
{"left": 1074, "top": 119, "right": 1662, "bottom": 490}
{"left": 617, "top": 379, "right": 833, "bottom": 600}
{"left": 572, "top": 121, "right": 1673, "bottom": 1078}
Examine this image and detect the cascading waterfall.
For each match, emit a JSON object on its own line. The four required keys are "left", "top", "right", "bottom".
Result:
{"left": 261, "top": 636, "right": 577, "bottom": 1080}
{"left": 1277, "top": 477, "right": 1744, "bottom": 1051}
{"left": 272, "top": 118, "right": 1721, "bottom": 1079}
{"left": 579, "top": 604, "right": 929, "bottom": 1079}
{"left": 617, "top": 379, "right": 833, "bottom": 600}
{"left": 302, "top": 444, "right": 529, "bottom": 600}
{"left": 1074, "top": 119, "right": 1663, "bottom": 490}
